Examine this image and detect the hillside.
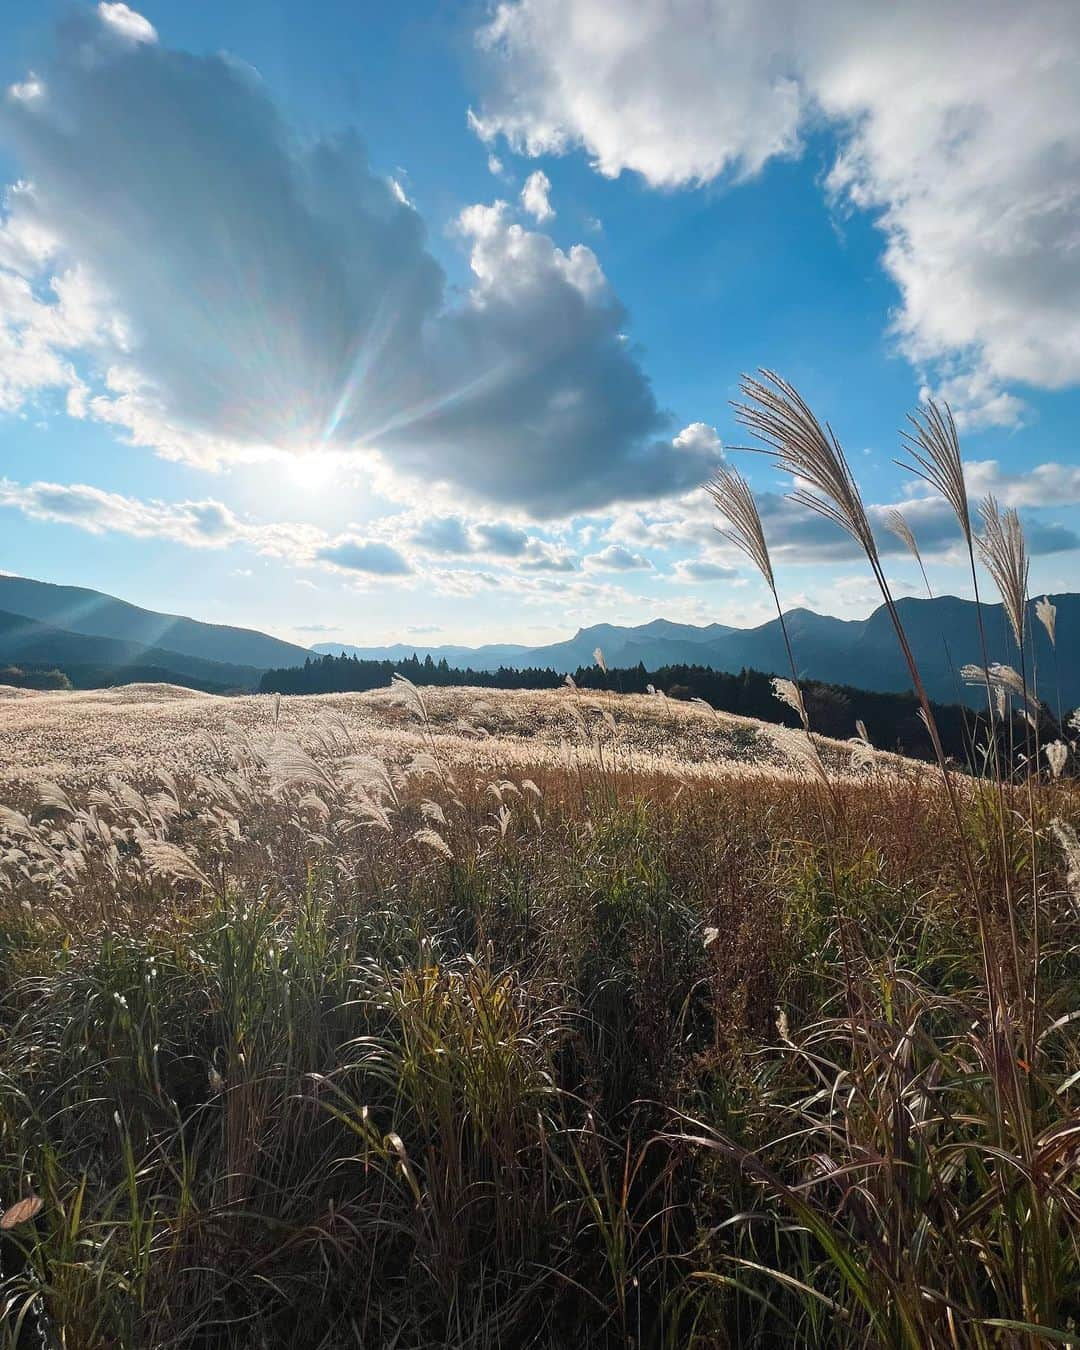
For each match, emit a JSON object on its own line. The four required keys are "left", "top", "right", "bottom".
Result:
{"left": 0, "top": 680, "right": 899, "bottom": 791}
{"left": 0, "top": 610, "right": 263, "bottom": 692}
{"left": 0, "top": 575, "right": 309, "bottom": 670}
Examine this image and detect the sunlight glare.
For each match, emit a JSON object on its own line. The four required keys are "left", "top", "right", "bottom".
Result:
{"left": 285, "top": 449, "right": 337, "bottom": 491}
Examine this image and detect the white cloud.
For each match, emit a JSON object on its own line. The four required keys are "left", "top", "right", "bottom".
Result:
{"left": 518, "top": 542, "right": 577, "bottom": 571}
{"left": 583, "top": 543, "right": 653, "bottom": 571}
{"left": 672, "top": 421, "right": 723, "bottom": 459}
{"left": 405, "top": 512, "right": 581, "bottom": 570}
{"left": 0, "top": 478, "right": 253, "bottom": 549}
{"left": 472, "top": 519, "right": 530, "bottom": 556}
{"left": 671, "top": 556, "right": 738, "bottom": 582}
{"left": 7, "top": 78, "right": 44, "bottom": 104}
{"left": 520, "top": 169, "right": 554, "bottom": 221}
{"left": 0, "top": 477, "right": 404, "bottom": 577}
{"left": 411, "top": 516, "right": 474, "bottom": 554}
{"left": 603, "top": 466, "right": 1080, "bottom": 566}
{"left": 97, "top": 3, "right": 157, "bottom": 44}
{"left": 918, "top": 367, "right": 1026, "bottom": 432}
{"left": 964, "top": 459, "right": 1080, "bottom": 508}
{"left": 473, "top": 0, "right": 1080, "bottom": 424}
{"left": 314, "top": 538, "right": 413, "bottom": 576}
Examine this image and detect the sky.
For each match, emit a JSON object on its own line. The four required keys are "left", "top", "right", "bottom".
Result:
{"left": 0, "top": 0, "right": 1078, "bottom": 650}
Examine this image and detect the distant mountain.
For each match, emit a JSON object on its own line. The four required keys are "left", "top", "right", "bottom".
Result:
{"left": 318, "top": 640, "right": 534, "bottom": 668}
{"left": 0, "top": 576, "right": 309, "bottom": 670}
{"left": 314, "top": 619, "right": 739, "bottom": 673}
{"left": 3, "top": 571, "right": 1073, "bottom": 708}
{"left": 0, "top": 610, "right": 263, "bottom": 692}
{"left": 316, "top": 595, "right": 1079, "bottom": 708}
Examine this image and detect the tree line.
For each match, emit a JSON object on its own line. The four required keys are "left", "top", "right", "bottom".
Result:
{"left": 256, "top": 650, "right": 1055, "bottom": 764}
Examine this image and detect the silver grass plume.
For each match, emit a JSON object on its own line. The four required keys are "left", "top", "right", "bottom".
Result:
{"left": 1044, "top": 741, "right": 1068, "bottom": 779}
{"left": 883, "top": 507, "right": 932, "bottom": 596}
{"left": 898, "top": 401, "right": 971, "bottom": 544}
{"left": 390, "top": 672, "right": 429, "bottom": 722}
{"left": 411, "top": 828, "right": 453, "bottom": 859}
{"left": 735, "top": 371, "right": 876, "bottom": 558}
{"left": 961, "top": 662, "right": 1028, "bottom": 700}
{"left": 135, "top": 832, "right": 211, "bottom": 888}
{"left": 1036, "top": 596, "right": 1057, "bottom": 648}
{"left": 1051, "top": 820, "right": 1080, "bottom": 916}
{"left": 38, "top": 781, "right": 75, "bottom": 816}
{"left": 977, "top": 496, "right": 1029, "bottom": 650}
{"left": 705, "top": 462, "right": 775, "bottom": 593}
{"left": 772, "top": 677, "right": 809, "bottom": 731}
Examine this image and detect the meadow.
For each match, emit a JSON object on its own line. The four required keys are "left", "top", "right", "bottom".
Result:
{"left": 1, "top": 377, "right": 1078, "bottom": 1348}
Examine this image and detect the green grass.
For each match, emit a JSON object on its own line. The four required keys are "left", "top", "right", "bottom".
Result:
{"left": 0, "top": 759, "right": 1077, "bottom": 1347}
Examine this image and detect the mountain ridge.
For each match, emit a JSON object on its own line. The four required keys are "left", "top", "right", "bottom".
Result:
{"left": 0, "top": 609, "right": 263, "bottom": 691}
{"left": 313, "top": 594, "right": 1079, "bottom": 708}
{"left": 1, "top": 574, "right": 1075, "bottom": 709}
{"left": 0, "top": 575, "right": 309, "bottom": 670}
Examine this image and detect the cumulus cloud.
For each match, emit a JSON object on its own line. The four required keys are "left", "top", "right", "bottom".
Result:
{"left": 672, "top": 421, "right": 723, "bottom": 459}
{"left": 609, "top": 472, "right": 1079, "bottom": 565}
{"left": 315, "top": 539, "right": 413, "bottom": 575}
{"left": 97, "top": 2, "right": 157, "bottom": 43}
{"left": 671, "top": 557, "right": 738, "bottom": 582}
{"left": 583, "top": 543, "right": 653, "bottom": 571}
{"left": 0, "top": 6, "right": 708, "bottom": 516}
{"left": 964, "top": 459, "right": 1080, "bottom": 508}
{"left": 473, "top": 520, "right": 530, "bottom": 556}
{"left": 411, "top": 516, "right": 473, "bottom": 554}
{"left": 473, "top": 0, "right": 1080, "bottom": 424}
{"left": 0, "top": 476, "right": 425, "bottom": 578}
{"left": 518, "top": 543, "right": 577, "bottom": 571}
{"left": 407, "top": 513, "right": 579, "bottom": 570}
{"left": 520, "top": 169, "right": 554, "bottom": 221}
{"left": 0, "top": 478, "right": 251, "bottom": 548}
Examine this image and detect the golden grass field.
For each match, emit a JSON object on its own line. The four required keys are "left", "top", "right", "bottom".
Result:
{"left": 0, "top": 678, "right": 875, "bottom": 793}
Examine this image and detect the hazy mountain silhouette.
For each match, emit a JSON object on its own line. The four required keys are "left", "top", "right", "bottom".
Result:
{"left": 0, "top": 576, "right": 308, "bottom": 670}
{"left": 0, "top": 609, "right": 262, "bottom": 691}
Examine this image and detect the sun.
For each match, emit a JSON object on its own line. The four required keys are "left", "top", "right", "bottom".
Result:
{"left": 284, "top": 449, "right": 338, "bottom": 491}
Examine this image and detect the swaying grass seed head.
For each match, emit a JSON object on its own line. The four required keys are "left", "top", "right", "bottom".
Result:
{"left": 735, "top": 370, "right": 876, "bottom": 558}
{"left": 705, "top": 462, "right": 775, "bottom": 593}
{"left": 1044, "top": 741, "right": 1068, "bottom": 779}
{"left": 977, "top": 496, "right": 1030, "bottom": 650}
{"left": 898, "top": 400, "right": 971, "bottom": 544}
{"left": 1036, "top": 595, "right": 1057, "bottom": 648}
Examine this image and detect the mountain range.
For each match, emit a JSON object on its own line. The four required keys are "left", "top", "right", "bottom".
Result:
{"left": 314, "top": 596, "right": 1079, "bottom": 709}
{"left": 0, "top": 574, "right": 1075, "bottom": 708}
{"left": 0, "top": 576, "right": 308, "bottom": 692}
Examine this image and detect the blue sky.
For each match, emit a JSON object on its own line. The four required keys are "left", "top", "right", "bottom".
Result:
{"left": 0, "top": 0, "right": 1078, "bottom": 648}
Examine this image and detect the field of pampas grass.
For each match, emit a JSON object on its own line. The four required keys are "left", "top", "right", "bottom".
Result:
{"left": 1, "top": 379, "right": 1078, "bottom": 1349}
{"left": 0, "top": 680, "right": 885, "bottom": 795}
